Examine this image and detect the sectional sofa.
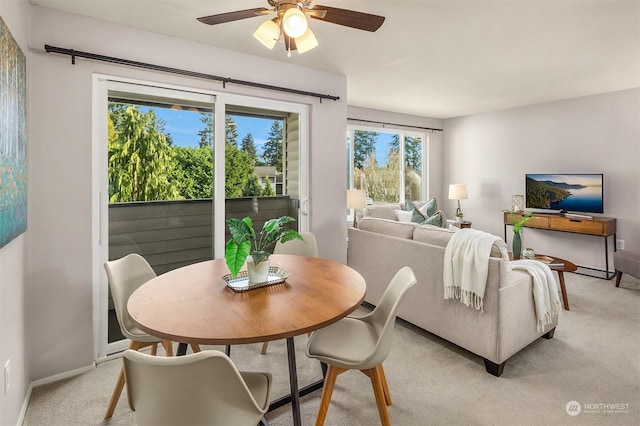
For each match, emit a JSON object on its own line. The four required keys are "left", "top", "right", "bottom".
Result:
{"left": 347, "top": 203, "right": 558, "bottom": 376}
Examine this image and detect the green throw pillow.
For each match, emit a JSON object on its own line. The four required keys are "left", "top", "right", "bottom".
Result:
{"left": 411, "top": 206, "right": 426, "bottom": 223}
{"left": 422, "top": 198, "right": 438, "bottom": 217}
{"left": 422, "top": 210, "right": 448, "bottom": 228}
{"left": 407, "top": 198, "right": 438, "bottom": 217}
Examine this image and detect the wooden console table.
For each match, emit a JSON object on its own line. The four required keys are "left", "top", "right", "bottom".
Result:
{"left": 503, "top": 212, "right": 617, "bottom": 279}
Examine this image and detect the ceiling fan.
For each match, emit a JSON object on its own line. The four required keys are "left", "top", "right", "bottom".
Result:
{"left": 197, "top": 1, "right": 385, "bottom": 55}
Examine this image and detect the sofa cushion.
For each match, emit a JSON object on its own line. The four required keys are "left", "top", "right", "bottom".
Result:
{"left": 412, "top": 225, "right": 506, "bottom": 258}
{"left": 358, "top": 217, "right": 417, "bottom": 239}
{"left": 362, "top": 204, "right": 403, "bottom": 220}
{"left": 413, "top": 224, "right": 456, "bottom": 247}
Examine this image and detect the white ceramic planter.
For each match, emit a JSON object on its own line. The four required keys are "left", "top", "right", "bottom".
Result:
{"left": 246, "top": 256, "right": 270, "bottom": 283}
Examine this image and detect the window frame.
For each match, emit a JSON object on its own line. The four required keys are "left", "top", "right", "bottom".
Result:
{"left": 347, "top": 123, "right": 429, "bottom": 204}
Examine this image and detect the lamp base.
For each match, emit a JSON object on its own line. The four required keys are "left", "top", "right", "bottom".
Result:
{"left": 455, "top": 202, "right": 463, "bottom": 221}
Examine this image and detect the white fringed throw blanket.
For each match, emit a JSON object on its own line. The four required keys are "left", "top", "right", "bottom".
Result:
{"left": 510, "top": 259, "right": 563, "bottom": 332}
{"left": 443, "top": 229, "right": 502, "bottom": 311}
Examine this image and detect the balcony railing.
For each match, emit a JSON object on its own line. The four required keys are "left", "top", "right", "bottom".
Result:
{"left": 108, "top": 196, "right": 296, "bottom": 275}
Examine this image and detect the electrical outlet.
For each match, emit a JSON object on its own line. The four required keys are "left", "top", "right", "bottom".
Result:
{"left": 3, "top": 360, "right": 10, "bottom": 395}
{"left": 616, "top": 239, "right": 625, "bottom": 250}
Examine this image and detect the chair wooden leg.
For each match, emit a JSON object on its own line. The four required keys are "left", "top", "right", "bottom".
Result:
{"left": 104, "top": 365, "right": 126, "bottom": 419}
{"left": 362, "top": 366, "right": 391, "bottom": 426}
{"left": 161, "top": 340, "right": 174, "bottom": 356}
{"left": 378, "top": 364, "right": 392, "bottom": 406}
{"left": 315, "top": 365, "right": 345, "bottom": 426}
{"left": 105, "top": 341, "right": 143, "bottom": 419}
{"left": 190, "top": 343, "right": 201, "bottom": 353}
{"left": 615, "top": 271, "right": 622, "bottom": 287}
{"left": 150, "top": 342, "right": 158, "bottom": 356}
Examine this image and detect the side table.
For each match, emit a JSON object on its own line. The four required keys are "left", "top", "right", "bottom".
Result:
{"left": 450, "top": 221, "right": 472, "bottom": 229}
{"left": 541, "top": 255, "right": 577, "bottom": 311}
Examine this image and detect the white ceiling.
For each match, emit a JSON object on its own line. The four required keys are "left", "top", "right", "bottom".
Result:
{"left": 30, "top": 0, "right": 640, "bottom": 119}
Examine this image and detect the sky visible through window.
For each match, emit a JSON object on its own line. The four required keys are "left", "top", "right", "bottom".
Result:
{"left": 147, "top": 107, "right": 278, "bottom": 155}
{"left": 149, "top": 107, "right": 403, "bottom": 167}
{"left": 374, "top": 131, "right": 396, "bottom": 167}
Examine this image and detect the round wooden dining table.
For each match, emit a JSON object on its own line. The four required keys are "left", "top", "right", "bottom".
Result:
{"left": 127, "top": 254, "right": 366, "bottom": 426}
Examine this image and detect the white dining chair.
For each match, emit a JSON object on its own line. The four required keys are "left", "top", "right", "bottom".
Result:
{"left": 103, "top": 253, "right": 201, "bottom": 419}
{"left": 260, "top": 232, "right": 319, "bottom": 354}
{"left": 305, "top": 266, "right": 417, "bottom": 426}
{"left": 123, "top": 349, "right": 272, "bottom": 426}
{"left": 273, "top": 231, "right": 319, "bottom": 258}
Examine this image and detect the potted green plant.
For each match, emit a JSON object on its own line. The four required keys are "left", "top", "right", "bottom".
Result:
{"left": 225, "top": 216, "right": 303, "bottom": 282}
{"left": 509, "top": 211, "right": 533, "bottom": 259}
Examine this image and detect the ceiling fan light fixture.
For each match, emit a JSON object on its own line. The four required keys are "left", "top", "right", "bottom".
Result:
{"left": 295, "top": 28, "right": 318, "bottom": 54}
{"left": 253, "top": 18, "right": 280, "bottom": 49}
{"left": 282, "top": 7, "right": 308, "bottom": 38}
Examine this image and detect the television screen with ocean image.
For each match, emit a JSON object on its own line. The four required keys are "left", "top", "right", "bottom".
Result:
{"left": 525, "top": 174, "right": 604, "bottom": 214}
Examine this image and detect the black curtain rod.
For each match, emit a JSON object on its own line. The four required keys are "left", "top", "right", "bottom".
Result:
{"left": 348, "top": 117, "right": 442, "bottom": 132}
{"left": 44, "top": 44, "right": 340, "bottom": 102}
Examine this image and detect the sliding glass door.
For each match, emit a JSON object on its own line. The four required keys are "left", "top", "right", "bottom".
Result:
{"left": 99, "top": 83, "right": 216, "bottom": 353}
{"left": 94, "top": 78, "right": 309, "bottom": 359}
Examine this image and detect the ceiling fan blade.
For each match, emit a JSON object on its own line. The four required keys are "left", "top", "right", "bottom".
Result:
{"left": 305, "top": 9, "right": 328, "bottom": 19}
{"left": 197, "top": 8, "right": 270, "bottom": 25}
{"left": 309, "top": 5, "right": 385, "bottom": 32}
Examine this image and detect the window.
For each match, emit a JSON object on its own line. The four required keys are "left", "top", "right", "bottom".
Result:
{"left": 347, "top": 125, "right": 427, "bottom": 205}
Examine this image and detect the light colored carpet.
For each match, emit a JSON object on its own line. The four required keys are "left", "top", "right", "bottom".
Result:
{"left": 23, "top": 272, "right": 640, "bottom": 425}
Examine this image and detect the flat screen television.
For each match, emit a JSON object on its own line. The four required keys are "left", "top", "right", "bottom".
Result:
{"left": 525, "top": 173, "right": 604, "bottom": 214}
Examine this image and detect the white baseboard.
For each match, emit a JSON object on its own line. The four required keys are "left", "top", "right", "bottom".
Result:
{"left": 18, "top": 363, "right": 95, "bottom": 426}
{"left": 20, "top": 347, "right": 165, "bottom": 424}
{"left": 30, "top": 362, "right": 96, "bottom": 388}
{"left": 17, "top": 383, "right": 32, "bottom": 426}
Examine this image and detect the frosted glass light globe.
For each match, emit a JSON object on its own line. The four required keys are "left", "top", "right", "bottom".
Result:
{"left": 282, "top": 8, "right": 308, "bottom": 38}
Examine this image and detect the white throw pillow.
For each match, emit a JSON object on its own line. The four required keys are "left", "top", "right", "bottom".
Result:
{"left": 395, "top": 210, "right": 413, "bottom": 222}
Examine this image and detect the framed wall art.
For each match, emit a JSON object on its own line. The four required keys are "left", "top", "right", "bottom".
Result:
{"left": 0, "top": 16, "right": 27, "bottom": 249}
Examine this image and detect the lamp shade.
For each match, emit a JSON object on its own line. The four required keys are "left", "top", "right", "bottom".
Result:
{"left": 254, "top": 19, "right": 279, "bottom": 49}
{"left": 448, "top": 184, "right": 468, "bottom": 200}
{"left": 347, "top": 189, "right": 367, "bottom": 209}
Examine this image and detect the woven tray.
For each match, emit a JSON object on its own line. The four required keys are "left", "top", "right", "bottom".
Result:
{"left": 222, "top": 267, "right": 289, "bottom": 292}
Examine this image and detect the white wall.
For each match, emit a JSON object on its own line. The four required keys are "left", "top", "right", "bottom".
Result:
{"left": 28, "top": 5, "right": 347, "bottom": 381}
{"left": 443, "top": 88, "right": 640, "bottom": 270}
{"left": 0, "top": 1, "right": 31, "bottom": 424}
{"left": 347, "top": 106, "right": 444, "bottom": 202}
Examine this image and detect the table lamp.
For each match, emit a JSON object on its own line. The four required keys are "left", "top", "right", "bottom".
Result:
{"left": 448, "top": 184, "right": 468, "bottom": 221}
{"left": 347, "top": 189, "right": 367, "bottom": 228}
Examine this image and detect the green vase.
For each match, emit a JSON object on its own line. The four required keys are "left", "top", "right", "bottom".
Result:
{"left": 513, "top": 233, "right": 522, "bottom": 259}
